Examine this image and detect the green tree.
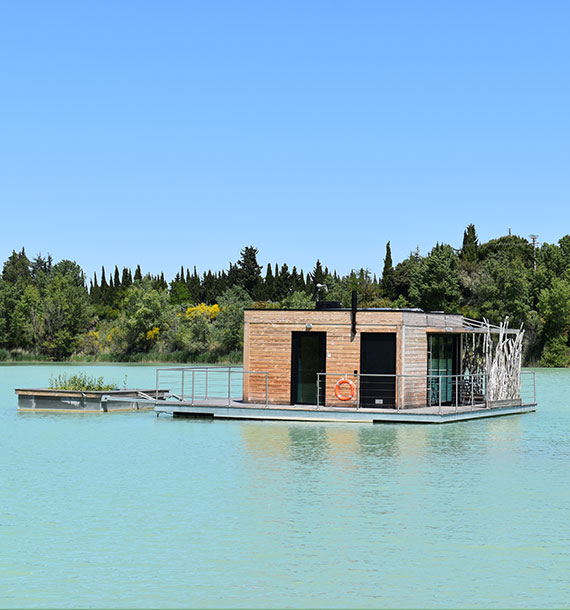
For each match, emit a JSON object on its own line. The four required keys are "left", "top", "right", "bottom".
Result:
{"left": 281, "top": 290, "right": 313, "bottom": 309}
{"left": 41, "top": 262, "right": 93, "bottom": 359}
{"left": 461, "top": 223, "right": 479, "bottom": 263}
{"left": 393, "top": 249, "right": 422, "bottom": 301}
{"left": 214, "top": 285, "right": 253, "bottom": 352}
{"left": 381, "top": 241, "right": 395, "bottom": 298}
{"left": 2, "top": 248, "right": 31, "bottom": 284}
{"left": 116, "top": 280, "right": 170, "bottom": 353}
{"left": 479, "top": 257, "right": 531, "bottom": 325}
{"left": 409, "top": 244, "right": 461, "bottom": 312}
{"left": 309, "top": 260, "right": 325, "bottom": 297}
{"left": 537, "top": 277, "right": 570, "bottom": 346}
{"left": 263, "top": 264, "right": 275, "bottom": 300}
{"left": 236, "top": 246, "right": 262, "bottom": 299}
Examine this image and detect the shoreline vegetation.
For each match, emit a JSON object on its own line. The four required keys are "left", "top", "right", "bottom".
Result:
{"left": 1, "top": 224, "right": 570, "bottom": 368}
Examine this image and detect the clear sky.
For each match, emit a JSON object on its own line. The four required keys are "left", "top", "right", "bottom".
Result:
{"left": 1, "top": 0, "right": 569, "bottom": 281}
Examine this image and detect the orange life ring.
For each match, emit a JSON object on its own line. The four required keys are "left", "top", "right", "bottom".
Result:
{"left": 335, "top": 377, "right": 356, "bottom": 401}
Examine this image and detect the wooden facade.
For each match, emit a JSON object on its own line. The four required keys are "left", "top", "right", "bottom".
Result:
{"left": 243, "top": 308, "right": 465, "bottom": 409}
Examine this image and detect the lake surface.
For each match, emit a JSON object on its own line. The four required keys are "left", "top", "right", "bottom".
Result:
{"left": 1, "top": 364, "right": 569, "bottom": 608}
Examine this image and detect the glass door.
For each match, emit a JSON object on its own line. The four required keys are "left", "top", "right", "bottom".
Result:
{"left": 428, "top": 334, "right": 458, "bottom": 405}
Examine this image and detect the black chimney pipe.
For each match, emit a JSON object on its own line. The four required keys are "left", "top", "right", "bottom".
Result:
{"left": 351, "top": 290, "right": 357, "bottom": 337}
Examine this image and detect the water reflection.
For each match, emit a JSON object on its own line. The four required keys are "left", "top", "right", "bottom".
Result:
{"left": 287, "top": 426, "right": 330, "bottom": 464}
{"left": 241, "top": 416, "right": 524, "bottom": 464}
{"left": 357, "top": 426, "right": 400, "bottom": 458}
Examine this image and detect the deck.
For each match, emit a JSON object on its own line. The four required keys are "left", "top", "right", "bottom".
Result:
{"left": 153, "top": 397, "right": 536, "bottom": 424}
{"left": 151, "top": 366, "right": 537, "bottom": 424}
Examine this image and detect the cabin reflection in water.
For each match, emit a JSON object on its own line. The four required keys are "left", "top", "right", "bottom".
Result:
{"left": 239, "top": 423, "right": 434, "bottom": 462}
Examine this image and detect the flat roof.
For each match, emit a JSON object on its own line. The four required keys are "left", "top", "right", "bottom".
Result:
{"left": 244, "top": 308, "right": 459, "bottom": 314}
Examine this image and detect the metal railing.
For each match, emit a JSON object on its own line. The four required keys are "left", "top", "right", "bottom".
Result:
{"left": 317, "top": 371, "right": 537, "bottom": 413}
{"left": 520, "top": 371, "right": 537, "bottom": 406}
{"left": 155, "top": 366, "right": 269, "bottom": 408}
{"left": 154, "top": 366, "right": 536, "bottom": 414}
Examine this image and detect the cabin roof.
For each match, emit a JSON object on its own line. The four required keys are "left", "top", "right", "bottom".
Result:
{"left": 245, "top": 307, "right": 431, "bottom": 313}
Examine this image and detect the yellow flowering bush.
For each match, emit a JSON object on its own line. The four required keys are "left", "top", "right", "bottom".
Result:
{"left": 185, "top": 303, "right": 220, "bottom": 320}
{"left": 146, "top": 326, "right": 160, "bottom": 342}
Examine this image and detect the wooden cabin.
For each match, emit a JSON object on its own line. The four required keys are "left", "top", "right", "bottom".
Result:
{"left": 243, "top": 305, "right": 497, "bottom": 409}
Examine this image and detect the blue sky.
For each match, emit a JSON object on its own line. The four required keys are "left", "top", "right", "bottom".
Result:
{"left": 1, "top": 0, "right": 568, "bottom": 281}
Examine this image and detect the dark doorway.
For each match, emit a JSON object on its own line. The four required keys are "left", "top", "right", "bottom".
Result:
{"left": 291, "top": 332, "right": 326, "bottom": 405}
{"left": 360, "top": 333, "right": 397, "bottom": 408}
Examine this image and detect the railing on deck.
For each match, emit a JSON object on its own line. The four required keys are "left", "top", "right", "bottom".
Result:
{"left": 155, "top": 366, "right": 269, "bottom": 408}
{"left": 317, "top": 371, "right": 537, "bottom": 413}
{"left": 154, "top": 366, "right": 536, "bottom": 413}
{"left": 520, "top": 371, "right": 537, "bottom": 406}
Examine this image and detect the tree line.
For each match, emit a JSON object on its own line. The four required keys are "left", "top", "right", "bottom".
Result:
{"left": 1, "top": 225, "right": 569, "bottom": 365}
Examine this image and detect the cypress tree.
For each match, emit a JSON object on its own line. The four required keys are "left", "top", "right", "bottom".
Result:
{"left": 100, "top": 267, "right": 109, "bottom": 305}
{"left": 309, "top": 260, "right": 325, "bottom": 296}
{"left": 277, "top": 263, "right": 292, "bottom": 299}
{"left": 291, "top": 266, "right": 300, "bottom": 292}
{"left": 381, "top": 242, "right": 395, "bottom": 299}
{"left": 236, "top": 245, "right": 262, "bottom": 299}
{"left": 114, "top": 266, "right": 121, "bottom": 290}
{"left": 121, "top": 267, "right": 132, "bottom": 289}
{"left": 134, "top": 265, "right": 142, "bottom": 282}
{"left": 264, "top": 264, "right": 274, "bottom": 300}
{"left": 298, "top": 270, "right": 306, "bottom": 293}
{"left": 91, "top": 272, "right": 100, "bottom": 303}
{"left": 461, "top": 223, "right": 479, "bottom": 263}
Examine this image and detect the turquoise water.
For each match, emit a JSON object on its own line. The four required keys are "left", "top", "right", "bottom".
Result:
{"left": 1, "top": 364, "right": 569, "bottom": 608}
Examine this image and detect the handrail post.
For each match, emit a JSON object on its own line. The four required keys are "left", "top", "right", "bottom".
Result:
{"left": 181, "top": 369, "right": 185, "bottom": 402}
{"left": 316, "top": 373, "right": 320, "bottom": 409}
{"left": 155, "top": 368, "right": 159, "bottom": 400}
{"left": 438, "top": 376, "right": 442, "bottom": 415}
{"left": 265, "top": 373, "right": 268, "bottom": 408}
{"left": 191, "top": 369, "right": 195, "bottom": 405}
{"left": 205, "top": 368, "right": 209, "bottom": 400}
{"left": 455, "top": 375, "right": 458, "bottom": 413}
{"left": 397, "top": 375, "right": 400, "bottom": 411}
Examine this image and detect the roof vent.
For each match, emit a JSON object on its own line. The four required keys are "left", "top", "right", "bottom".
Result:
{"left": 315, "top": 300, "right": 342, "bottom": 310}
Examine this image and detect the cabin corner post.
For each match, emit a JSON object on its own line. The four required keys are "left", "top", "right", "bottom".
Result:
{"left": 242, "top": 311, "right": 251, "bottom": 403}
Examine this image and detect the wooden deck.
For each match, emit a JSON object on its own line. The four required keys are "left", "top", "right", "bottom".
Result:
{"left": 153, "top": 398, "right": 536, "bottom": 424}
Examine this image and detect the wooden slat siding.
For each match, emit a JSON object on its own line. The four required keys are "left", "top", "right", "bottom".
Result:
{"left": 401, "top": 313, "right": 464, "bottom": 408}
{"left": 401, "top": 326, "right": 428, "bottom": 408}
{"left": 401, "top": 314, "right": 431, "bottom": 408}
{"left": 247, "top": 323, "right": 292, "bottom": 403}
{"left": 243, "top": 310, "right": 468, "bottom": 406}
{"left": 244, "top": 310, "right": 406, "bottom": 405}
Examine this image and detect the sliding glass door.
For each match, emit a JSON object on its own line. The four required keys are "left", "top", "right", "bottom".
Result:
{"left": 428, "top": 334, "right": 459, "bottom": 405}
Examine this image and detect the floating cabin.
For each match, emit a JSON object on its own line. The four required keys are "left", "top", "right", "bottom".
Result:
{"left": 242, "top": 300, "right": 530, "bottom": 411}
{"left": 14, "top": 301, "right": 536, "bottom": 423}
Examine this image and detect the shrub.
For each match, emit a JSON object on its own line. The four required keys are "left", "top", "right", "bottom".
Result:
{"left": 48, "top": 372, "right": 118, "bottom": 391}
{"left": 539, "top": 336, "right": 570, "bottom": 368}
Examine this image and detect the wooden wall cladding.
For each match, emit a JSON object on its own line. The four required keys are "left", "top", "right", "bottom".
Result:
{"left": 243, "top": 310, "right": 464, "bottom": 408}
